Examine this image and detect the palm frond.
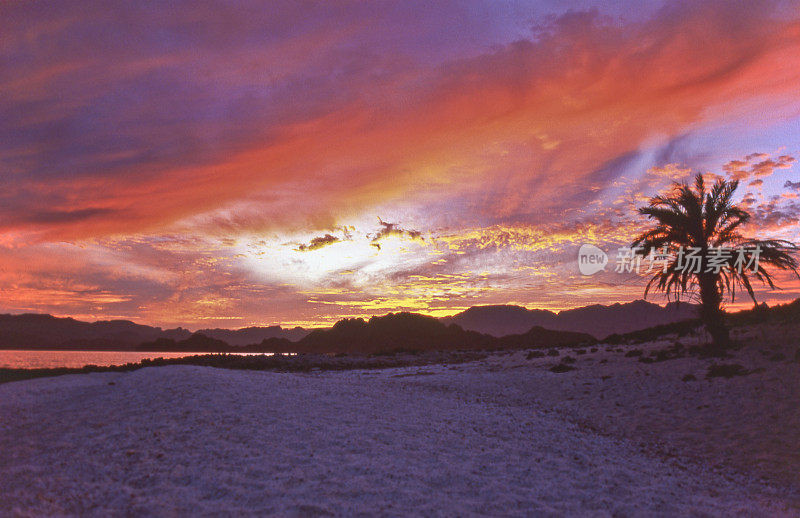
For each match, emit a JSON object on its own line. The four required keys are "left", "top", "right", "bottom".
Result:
{"left": 632, "top": 173, "right": 799, "bottom": 306}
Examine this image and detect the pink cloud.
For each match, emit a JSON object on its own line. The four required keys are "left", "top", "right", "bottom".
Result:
{"left": 0, "top": 1, "right": 798, "bottom": 241}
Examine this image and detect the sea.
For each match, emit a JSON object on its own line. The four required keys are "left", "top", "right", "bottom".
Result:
{"left": 0, "top": 350, "right": 271, "bottom": 369}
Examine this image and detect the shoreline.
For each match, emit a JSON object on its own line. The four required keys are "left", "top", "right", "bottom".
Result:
{"left": 0, "top": 350, "right": 491, "bottom": 384}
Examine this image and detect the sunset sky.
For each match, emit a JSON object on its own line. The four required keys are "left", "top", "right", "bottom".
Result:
{"left": 2, "top": 0, "right": 800, "bottom": 329}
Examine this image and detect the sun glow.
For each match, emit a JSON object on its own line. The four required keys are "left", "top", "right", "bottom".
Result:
{"left": 237, "top": 229, "right": 434, "bottom": 288}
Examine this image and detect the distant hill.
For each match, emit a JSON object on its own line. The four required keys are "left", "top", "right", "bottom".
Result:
{"left": 292, "top": 313, "right": 492, "bottom": 354}
{"left": 0, "top": 313, "right": 191, "bottom": 350}
{"left": 0, "top": 313, "right": 307, "bottom": 350}
{"left": 440, "top": 306, "right": 558, "bottom": 337}
{"left": 195, "top": 326, "right": 309, "bottom": 346}
{"left": 252, "top": 312, "right": 593, "bottom": 355}
{"left": 440, "top": 300, "right": 699, "bottom": 339}
{"left": 137, "top": 333, "right": 232, "bottom": 352}
{"left": 137, "top": 332, "right": 300, "bottom": 353}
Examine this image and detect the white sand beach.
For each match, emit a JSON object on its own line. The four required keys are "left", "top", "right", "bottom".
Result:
{"left": 2, "top": 327, "right": 799, "bottom": 517}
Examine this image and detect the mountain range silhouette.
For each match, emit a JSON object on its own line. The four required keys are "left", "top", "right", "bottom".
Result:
{"left": 441, "top": 300, "right": 698, "bottom": 338}
{"left": 0, "top": 300, "right": 698, "bottom": 354}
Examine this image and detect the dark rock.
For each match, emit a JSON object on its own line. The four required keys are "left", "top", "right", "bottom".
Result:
{"left": 706, "top": 363, "right": 749, "bottom": 379}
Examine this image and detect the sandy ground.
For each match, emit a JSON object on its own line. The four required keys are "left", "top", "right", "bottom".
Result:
{"left": 2, "top": 328, "right": 799, "bottom": 517}
{"left": 494, "top": 323, "right": 800, "bottom": 495}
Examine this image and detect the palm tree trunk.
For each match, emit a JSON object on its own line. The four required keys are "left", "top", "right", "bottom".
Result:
{"left": 698, "top": 273, "right": 729, "bottom": 350}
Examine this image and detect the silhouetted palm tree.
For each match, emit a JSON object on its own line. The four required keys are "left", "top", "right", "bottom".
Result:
{"left": 632, "top": 173, "right": 799, "bottom": 349}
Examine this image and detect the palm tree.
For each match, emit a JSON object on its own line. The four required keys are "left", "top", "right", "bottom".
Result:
{"left": 632, "top": 173, "right": 799, "bottom": 349}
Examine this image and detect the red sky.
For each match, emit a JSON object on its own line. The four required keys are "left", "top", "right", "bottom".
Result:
{"left": 2, "top": 0, "right": 800, "bottom": 328}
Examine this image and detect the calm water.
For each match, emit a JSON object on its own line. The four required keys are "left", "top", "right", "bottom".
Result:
{"left": 0, "top": 350, "right": 272, "bottom": 369}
